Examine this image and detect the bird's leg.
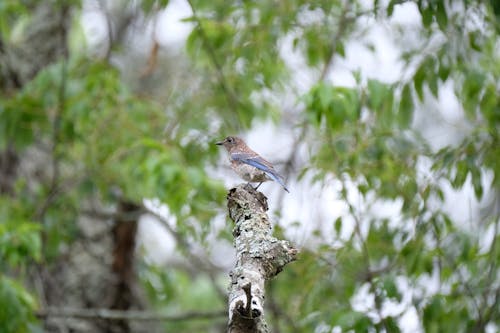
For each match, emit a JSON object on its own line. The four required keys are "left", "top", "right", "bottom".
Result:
{"left": 254, "top": 182, "right": 263, "bottom": 190}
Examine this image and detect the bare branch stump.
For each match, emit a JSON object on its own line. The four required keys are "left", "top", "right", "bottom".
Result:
{"left": 227, "top": 184, "right": 298, "bottom": 333}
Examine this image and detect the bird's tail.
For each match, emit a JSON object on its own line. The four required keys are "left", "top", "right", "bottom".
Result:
{"left": 266, "top": 171, "right": 290, "bottom": 193}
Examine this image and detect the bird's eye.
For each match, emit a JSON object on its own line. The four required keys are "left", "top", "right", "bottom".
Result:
{"left": 227, "top": 137, "right": 234, "bottom": 143}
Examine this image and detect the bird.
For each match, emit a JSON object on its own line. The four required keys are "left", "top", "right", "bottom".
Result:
{"left": 216, "top": 136, "right": 290, "bottom": 193}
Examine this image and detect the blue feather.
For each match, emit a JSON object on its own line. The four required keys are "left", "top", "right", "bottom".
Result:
{"left": 231, "top": 153, "right": 289, "bottom": 192}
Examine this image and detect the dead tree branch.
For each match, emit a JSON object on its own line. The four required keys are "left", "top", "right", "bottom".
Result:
{"left": 226, "top": 184, "right": 298, "bottom": 333}
{"left": 36, "top": 307, "right": 225, "bottom": 322}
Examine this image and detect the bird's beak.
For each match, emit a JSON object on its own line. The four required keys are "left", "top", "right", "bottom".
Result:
{"left": 215, "top": 139, "right": 225, "bottom": 146}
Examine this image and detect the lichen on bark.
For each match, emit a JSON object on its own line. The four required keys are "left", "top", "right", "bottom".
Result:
{"left": 226, "top": 184, "right": 297, "bottom": 333}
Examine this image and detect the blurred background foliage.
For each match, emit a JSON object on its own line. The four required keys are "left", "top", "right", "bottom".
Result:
{"left": 0, "top": 0, "right": 499, "bottom": 332}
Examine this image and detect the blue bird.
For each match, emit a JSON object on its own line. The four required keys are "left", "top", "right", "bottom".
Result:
{"left": 216, "top": 136, "right": 290, "bottom": 193}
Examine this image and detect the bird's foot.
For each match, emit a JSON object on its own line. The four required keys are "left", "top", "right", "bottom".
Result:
{"left": 254, "top": 182, "right": 263, "bottom": 191}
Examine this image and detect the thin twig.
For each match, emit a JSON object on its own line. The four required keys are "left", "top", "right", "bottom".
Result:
{"left": 83, "top": 205, "right": 227, "bottom": 300}
{"left": 35, "top": 5, "right": 69, "bottom": 222}
{"left": 36, "top": 307, "right": 226, "bottom": 322}
{"left": 84, "top": 204, "right": 229, "bottom": 301}
{"left": 341, "top": 178, "right": 391, "bottom": 332}
{"left": 142, "top": 205, "right": 228, "bottom": 300}
{"left": 318, "top": 0, "right": 352, "bottom": 82}
{"left": 184, "top": 0, "right": 240, "bottom": 116}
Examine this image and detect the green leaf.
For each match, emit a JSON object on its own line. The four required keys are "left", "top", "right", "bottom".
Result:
{"left": 384, "top": 316, "right": 401, "bottom": 332}
{"left": 468, "top": 31, "right": 483, "bottom": 51}
{"left": 382, "top": 277, "right": 401, "bottom": 301}
{"left": 318, "top": 84, "right": 333, "bottom": 111}
{"left": 414, "top": 64, "right": 426, "bottom": 101}
{"left": 334, "top": 217, "right": 342, "bottom": 234}
{"left": 0, "top": 221, "right": 42, "bottom": 266}
{"left": 428, "top": 75, "right": 439, "bottom": 98}
{"left": 451, "top": 160, "right": 468, "bottom": 189}
{"left": 397, "top": 84, "right": 413, "bottom": 127}
{"left": 0, "top": 276, "right": 37, "bottom": 333}
{"left": 335, "top": 311, "right": 372, "bottom": 330}
{"left": 387, "top": 0, "right": 395, "bottom": 16}
{"left": 368, "top": 79, "right": 391, "bottom": 111}
{"left": 336, "top": 42, "right": 345, "bottom": 58}
{"left": 436, "top": 1, "right": 448, "bottom": 30}
{"left": 479, "top": 83, "right": 500, "bottom": 126}
{"left": 470, "top": 165, "right": 483, "bottom": 200}
{"left": 438, "top": 64, "right": 450, "bottom": 81}
{"left": 139, "top": 138, "right": 166, "bottom": 151}
{"left": 303, "top": 84, "right": 359, "bottom": 130}
{"left": 421, "top": 5, "right": 433, "bottom": 28}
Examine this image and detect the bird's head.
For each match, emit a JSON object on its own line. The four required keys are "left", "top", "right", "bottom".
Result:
{"left": 215, "top": 136, "right": 243, "bottom": 152}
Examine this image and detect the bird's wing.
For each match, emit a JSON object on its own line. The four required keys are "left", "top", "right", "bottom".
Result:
{"left": 231, "top": 152, "right": 289, "bottom": 192}
{"left": 231, "top": 152, "right": 274, "bottom": 170}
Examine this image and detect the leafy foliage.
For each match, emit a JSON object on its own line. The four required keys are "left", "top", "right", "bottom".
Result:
{"left": 1, "top": 0, "right": 499, "bottom": 332}
{"left": 0, "top": 200, "right": 40, "bottom": 332}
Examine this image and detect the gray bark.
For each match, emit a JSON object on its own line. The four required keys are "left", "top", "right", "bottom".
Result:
{"left": 226, "top": 184, "right": 298, "bottom": 333}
